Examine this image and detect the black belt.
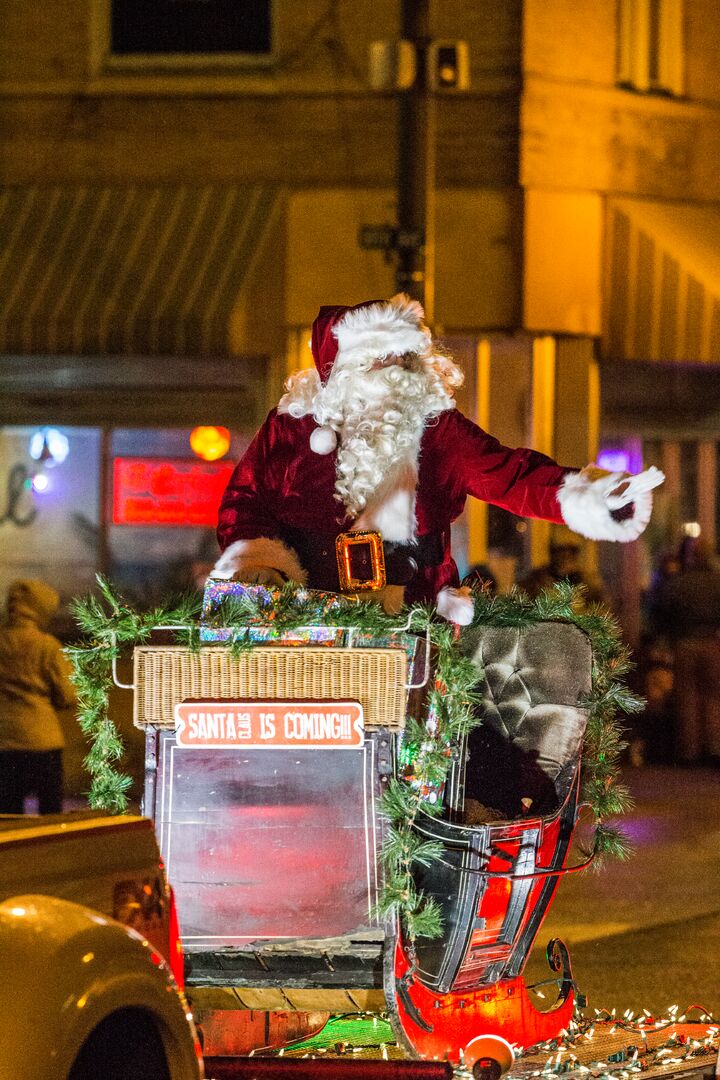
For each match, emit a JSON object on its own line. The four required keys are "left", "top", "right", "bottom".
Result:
{"left": 383, "top": 532, "right": 446, "bottom": 584}
{"left": 281, "top": 526, "right": 445, "bottom": 592}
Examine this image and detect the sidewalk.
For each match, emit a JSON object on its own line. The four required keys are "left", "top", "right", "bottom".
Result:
{"left": 524, "top": 764, "right": 720, "bottom": 1017}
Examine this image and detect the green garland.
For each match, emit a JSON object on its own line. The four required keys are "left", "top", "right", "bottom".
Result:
{"left": 374, "top": 623, "right": 484, "bottom": 942}
{"left": 68, "top": 576, "right": 640, "bottom": 942}
{"left": 68, "top": 577, "right": 202, "bottom": 813}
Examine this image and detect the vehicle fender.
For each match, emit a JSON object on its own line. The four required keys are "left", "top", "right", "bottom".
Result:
{"left": 0, "top": 894, "right": 203, "bottom": 1080}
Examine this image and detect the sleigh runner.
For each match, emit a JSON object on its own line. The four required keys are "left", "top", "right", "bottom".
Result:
{"left": 110, "top": 578, "right": 629, "bottom": 1070}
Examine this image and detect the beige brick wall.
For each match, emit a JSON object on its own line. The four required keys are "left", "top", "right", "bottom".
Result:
{"left": 522, "top": 79, "right": 720, "bottom": 201}
{"left": 0, "top": 0, "right": 520, "bottom": 190}
{"left": 685, "top": 0, "right": 720, "bottom": 105}
{"left": 522, "top": 0, "right": 720, "bottom": 201}
{"left": 523, "top": 0, "right": 616, "bottom": 85}
{"left": 2, "top": 0, "right": 717, "bottom": 196}
{"left": 1, "top": 0, "right": 719, "bottom": 338}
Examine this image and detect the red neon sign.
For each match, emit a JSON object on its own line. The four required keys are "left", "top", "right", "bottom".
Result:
{"left": 113, "top": 457, "right": 234, "bottom": 527}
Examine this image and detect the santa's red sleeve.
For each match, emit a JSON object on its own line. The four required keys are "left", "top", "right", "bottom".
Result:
{"left": 447, "top": 411, "right": 569, "bottom": 522}
{"left": 446, "top": 411, "right": 663, "bottom": 542}
{"left": 214, "top": 411, "right": 307, "bottom": 584}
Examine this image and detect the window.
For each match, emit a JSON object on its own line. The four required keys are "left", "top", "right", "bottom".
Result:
{"left": 617, "top": 0, "right": 683, "bottom": 95}
{"left": 111, "top": 0, "right": 271, "bottom": 58}
{"left": 0, "top": 425, "right": 247, "bottom": 612}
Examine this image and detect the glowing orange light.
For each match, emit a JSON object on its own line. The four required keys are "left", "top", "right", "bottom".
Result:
{"left": 189, "top": 426, "right": 231, "bottom": 462}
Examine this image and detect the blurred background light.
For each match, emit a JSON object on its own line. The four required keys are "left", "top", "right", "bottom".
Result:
{"left": 29, "top": 427, "right": 69, "bottom": 467}
{"left": 597, "top": 448, "right": 631, "bottom": 473}
{"left": 31, "top": 472, "right": 50, "bottom": 493}
{"left": 189, "top": 425, "right": 231, "bottom": 462}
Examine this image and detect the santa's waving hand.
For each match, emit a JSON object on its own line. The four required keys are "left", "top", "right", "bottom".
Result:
{"left": 213, "top": 295, "right": 663, "bottom": 625}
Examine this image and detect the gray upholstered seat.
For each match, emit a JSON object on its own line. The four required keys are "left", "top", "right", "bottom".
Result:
{"left": 460, "top": 622, "right": 592, "bottom": 818}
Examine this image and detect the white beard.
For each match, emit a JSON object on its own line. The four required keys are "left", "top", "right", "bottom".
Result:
{"left": 315, "top": 364, "right": 448, "bottom": 542}
{"left": 333, "top": 367, "right": 426, "bottom": 513}
{"left": 278, "top": 340, "right": 462, "bottom": 542}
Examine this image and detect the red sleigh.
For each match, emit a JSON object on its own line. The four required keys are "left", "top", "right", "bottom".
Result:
{"left": 129, "top": 586, "right": 597, "bottom": 1071}
{"left": 385, "top": 620, "right": 593, "bottom": 1067}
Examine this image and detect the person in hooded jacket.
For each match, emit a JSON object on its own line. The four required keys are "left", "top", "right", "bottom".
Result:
{"left": 0, "top": 579, "right": 77, "bottom": 814}
{"left": 213, "top": 294, "right": 664, "bottom": 621}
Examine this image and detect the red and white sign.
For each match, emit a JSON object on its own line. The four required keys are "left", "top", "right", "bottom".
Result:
{"left": 174, "top": 700, "right": 365, "bottom": 749}
{"left": 113, "top": 457, "right": 235, "bottom": 527}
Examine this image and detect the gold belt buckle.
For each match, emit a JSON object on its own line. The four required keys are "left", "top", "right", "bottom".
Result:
{"left": 335, "top": 530, "right": 387, "bottom": 592}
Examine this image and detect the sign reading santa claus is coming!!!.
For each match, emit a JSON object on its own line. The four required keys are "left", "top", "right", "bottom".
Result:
{"left": 174, "top": 699, "right": 365, "bottom": 749}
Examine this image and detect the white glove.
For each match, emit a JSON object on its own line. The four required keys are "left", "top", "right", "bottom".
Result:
{"left": 602, "top": 466, "right": 665, "bottom": 511}
{"left": 558, "top": 465, "right": 665, "bottom": 543}
{"left": 436, "top": 586, "right": 474, "bottom": 626}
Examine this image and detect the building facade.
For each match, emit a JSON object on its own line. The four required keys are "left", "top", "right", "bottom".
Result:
{"left": 1, "top": 0, "right": 719, "bottom": 639}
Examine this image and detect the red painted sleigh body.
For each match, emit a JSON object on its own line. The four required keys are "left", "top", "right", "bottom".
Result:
{"left": 387, "top": 774, "right": 583, "bottom": 1063}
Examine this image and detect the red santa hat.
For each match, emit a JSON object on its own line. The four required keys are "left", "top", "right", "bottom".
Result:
{"left": 311, "top": 294, "right": 430, "bottom": 379}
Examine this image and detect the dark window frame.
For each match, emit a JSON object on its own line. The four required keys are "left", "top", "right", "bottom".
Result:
{"left": 110, "top": 0, "right": 272, "bottom": 61}
{"left": 616, "top": 0, "right": 684, "bottom": 97}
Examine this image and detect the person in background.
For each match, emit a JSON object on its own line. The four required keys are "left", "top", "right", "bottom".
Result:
{"left": 648, "top": 537, "right": 720, "bottom": 765}
{"left": 650, "top": 536, "right": 720, "bottom": 639}
{"left": 518, "top": 526, "right": 607, "bottom": 609}
{"left": 632, "top": 547, "right": 683, "bottom": 765}
{"left": 0, "top": 579, "right": 77, "bottom": 814}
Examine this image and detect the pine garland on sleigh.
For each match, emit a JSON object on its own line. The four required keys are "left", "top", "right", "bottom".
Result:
{"left": 68, "top": 576, "right": 641, "bottom": 943}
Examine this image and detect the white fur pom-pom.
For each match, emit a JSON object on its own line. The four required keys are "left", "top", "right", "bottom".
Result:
{"left": 436, "top": 585, "right": 474, "bottom": 626}
{"left": 309, "top": 424, "right": 337, "bottom": 455}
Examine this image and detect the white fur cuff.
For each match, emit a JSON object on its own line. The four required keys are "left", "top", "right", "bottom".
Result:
{"left": 211, "top": 537, "right": 307, "bottom": 584}
{"left": 334, "top": 294, "right": 430, "bottom": 360}
{"left": 436, "top": 585, "right": 474, "bottom": 626}
{"left": 557, "top": 466, "right": 664, "bottom": 543}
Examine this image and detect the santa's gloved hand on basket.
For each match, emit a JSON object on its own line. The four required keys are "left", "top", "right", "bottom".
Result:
{"left": 209, "top": 538, "right": 307, "bottom": 589}
{"left": 231, "top": 566, "right": 287, "bottom": 587}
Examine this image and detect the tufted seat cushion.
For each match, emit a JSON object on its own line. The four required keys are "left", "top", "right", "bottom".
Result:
{"left": 460, "top": 622, "right": 592, "bottom": 818}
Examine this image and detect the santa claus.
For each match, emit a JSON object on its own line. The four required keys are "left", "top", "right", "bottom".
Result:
{"left": 213, "top": 294, "right": 663, "bottom": 624}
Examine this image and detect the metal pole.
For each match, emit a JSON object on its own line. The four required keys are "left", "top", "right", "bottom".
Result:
{"left": 98, "top": 425, "right": 111, "bottom": 578}
{"left": 396, "top": 0, "right": 435, "bottom": 326}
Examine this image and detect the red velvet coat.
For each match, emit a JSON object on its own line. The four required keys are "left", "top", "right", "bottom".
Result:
{"left": 217, "top": 406, "right": 570, "bottom": 606}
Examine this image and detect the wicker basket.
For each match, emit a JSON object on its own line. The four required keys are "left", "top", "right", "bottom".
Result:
{"left": 133, "top": 645, "right": 408, "bottom": 731}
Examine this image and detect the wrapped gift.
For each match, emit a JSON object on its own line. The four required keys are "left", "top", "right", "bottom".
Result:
{"left": 198, "top": 580, "right": 434, "bottom": 729}
{"left": 201, "top": 577, "right": 272, "bottom": 621}
{"left": 200, "top": 624, "right": 345, "bottom": 644}
{"left": 200, "top": 579, "right": 348, "bottom": 645}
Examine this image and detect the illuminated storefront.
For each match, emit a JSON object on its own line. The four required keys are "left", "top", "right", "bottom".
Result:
{"left": 0, "top": 423, "right": 252, "bottom": 616}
